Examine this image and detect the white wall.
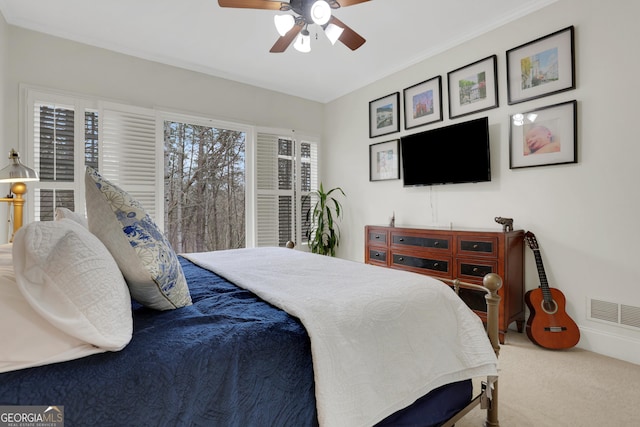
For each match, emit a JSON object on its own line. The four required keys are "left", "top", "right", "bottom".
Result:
{"left": 4, "top": 26, "right": 324, "bottom": 136}
{"left": 323, "top": 0, "right": 640, "bottom": 364}
{"left": 1, "top": 23, "right": 324, "bottom": 245}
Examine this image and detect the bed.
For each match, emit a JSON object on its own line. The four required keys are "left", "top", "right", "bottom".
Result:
{"left": 0, "top": 167, "right": 501, "bottom": 426}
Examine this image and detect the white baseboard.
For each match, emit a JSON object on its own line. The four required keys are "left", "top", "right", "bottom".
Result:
{"left": 578, "top": 326, "right": 640, "bottom": 365}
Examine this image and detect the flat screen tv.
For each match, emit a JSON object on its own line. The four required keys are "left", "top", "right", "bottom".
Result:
{"left": 400, "top": 117, "right": 491, "bottom": 186}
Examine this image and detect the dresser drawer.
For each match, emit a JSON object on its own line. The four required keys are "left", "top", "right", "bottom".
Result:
{"left": 368, "top": 229, "right": 388, "bottom": 245}
{"left": 456, "top": 259, "right": 497, "bottom": 283}
{"left": 392, "top": 253, "right": 451, "bottom": 276}
{"left": 457, "top": 287, "right": 488, "bottom": 313}
{"left": 368, "top": 248, "right": 387, "bottom": 265}
{"left": 456, "top": 236, "right": 498, "bottom": 258}
{"left": 392, "top": 233, "right": 451, "bottom": 252}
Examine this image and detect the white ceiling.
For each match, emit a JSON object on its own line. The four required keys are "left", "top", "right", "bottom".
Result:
{"left": 0, "top": 0, "right": 556, "bottom": 103}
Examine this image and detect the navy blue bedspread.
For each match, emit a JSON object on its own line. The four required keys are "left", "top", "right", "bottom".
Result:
{"left": 1, "top": 257, "right": 473, "bottom": 427}
{"left": 0, "top": 257, "right": 318, "bottom": 426}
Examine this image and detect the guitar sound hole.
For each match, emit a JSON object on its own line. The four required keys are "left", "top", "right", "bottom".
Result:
{"left": 541, "top": 299, "right": 558, "bottom": 315}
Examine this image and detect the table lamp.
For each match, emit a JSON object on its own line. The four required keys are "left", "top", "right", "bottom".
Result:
{"left": 0, "top": 149, "right": 39, "bottom": 241}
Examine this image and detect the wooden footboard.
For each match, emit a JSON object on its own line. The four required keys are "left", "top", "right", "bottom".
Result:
{"left": 441, "top": 273, "right": 502, "bottom": 427}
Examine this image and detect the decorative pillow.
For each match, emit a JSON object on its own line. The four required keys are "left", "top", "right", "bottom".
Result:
{"left": 55, "top": 207, "right": 89, "bottom": 228}
{"left": 84, "top": 166, "right": 192, "bottom": 310}
{"left": 0, "top": 242, "right": 105, "bottom": 373}
{"left": 11, "top": 219, "right": 133, "bottom": 355}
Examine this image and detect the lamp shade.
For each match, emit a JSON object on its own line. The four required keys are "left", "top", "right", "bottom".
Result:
{"left": 325, "top": 23, "right": 344, "bottom": 45}
{"left": 293, "top": 29, "right": 311, "bottom": 53}
{"left": 0, "top": 149, "right": 39, "bottom": 182}
{"left": 274, "top": 14, "right": 295, "bottom": 37}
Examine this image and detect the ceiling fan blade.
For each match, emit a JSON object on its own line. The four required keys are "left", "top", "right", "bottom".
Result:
{"left": 329, "top": 16, "right": 366, "bottom": 51}
{"left": 218, "top": 0, "right": 284, "bottom": 10}
{"left": 335, "top": 0, "right": 370, "bottom": 7}
{"left": 270, "top": 24, "right": 303, "bottom": 53}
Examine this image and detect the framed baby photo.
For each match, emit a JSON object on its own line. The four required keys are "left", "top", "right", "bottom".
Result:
{"left": 369, "top": 139, "right": 400, "bottom": 181}
{"left": 506, "top": 26, "right": 575, "bottom": 105}
{"left": 369, "top": 92, "right": 400, "bottom": 138}
{"left": 447, "top": 55, "right": 499, "bottom": 119}
{"left": 509, "top": 100, "right": 577, "bottom": 169}
{"left": 403, "top": 76, "right": 443, "bottom": 130}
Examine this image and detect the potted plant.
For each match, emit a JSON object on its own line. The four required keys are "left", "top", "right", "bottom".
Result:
{"left": 305, "top": 183, "right": 345, "bottom": 256}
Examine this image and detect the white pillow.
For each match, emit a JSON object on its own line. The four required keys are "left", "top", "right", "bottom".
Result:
{"left": 84, "top": 166, "right": 192, "bottom": 310}
{"left": 12, "top": 219, "right": 133, "bottom": 352}
{"left": 0, "top": 244, "right": 105, "bottom": 373}
{"left": 55, "top": 207, "right": 89, "bottom": 229}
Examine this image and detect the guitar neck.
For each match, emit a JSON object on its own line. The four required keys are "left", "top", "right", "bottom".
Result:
{"left": 532, "top": 248, "right": 553, "bottom": 300}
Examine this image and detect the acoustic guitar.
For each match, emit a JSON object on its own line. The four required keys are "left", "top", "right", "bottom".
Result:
{"left": 524, "top": 231, "right": 580, "bottom": 349}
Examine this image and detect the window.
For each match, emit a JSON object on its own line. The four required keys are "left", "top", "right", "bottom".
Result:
{"left": 164, "top": 118, "right": 247, "bottom": 253}
{"left": 26, "top": 91, "right": 100, "bottom": 222}
{"left": 256, "top": 130, "right": 318, "bottom": 248}
{"left": 25, "top": 90, "right": 158, "bottom": 229}
{"left": 23, "top": 88, "right": 319, "bottom": 250}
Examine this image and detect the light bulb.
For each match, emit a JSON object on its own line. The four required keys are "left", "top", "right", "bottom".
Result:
{"left": 310, "top": 1, "right": 331, "bottom": 26}
{"left": 274, "top": 14, "right": 295, "bottom": 37}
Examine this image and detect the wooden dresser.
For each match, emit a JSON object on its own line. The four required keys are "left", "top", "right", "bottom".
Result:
{"left": 365, "top": 225, "right": 524, "bottom": 343}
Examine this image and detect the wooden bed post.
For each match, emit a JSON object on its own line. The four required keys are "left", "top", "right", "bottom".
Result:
{"left": 483, "top": 273, "right": 502, "bottom": 427}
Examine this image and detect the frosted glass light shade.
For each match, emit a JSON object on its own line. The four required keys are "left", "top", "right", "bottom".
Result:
{"left": 274, "top": 14, "right": 295, "bottom": 36}
{"left": 325, "top": 23, "right": 344, "bottom": 45}
{"left": 294, "top": 30, "right": 311, "bottom": 53}
{"left": 310, "top": 1, "right": 331, "bottom": 25}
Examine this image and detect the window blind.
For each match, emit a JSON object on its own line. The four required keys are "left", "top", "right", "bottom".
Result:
{"left": 256, "top": 132, "right": 281, "bottom": 246}
{"left": 255, "top": 131, "right": 318, "bottom": 248}
{"left": 100, "top": 103, "right": 159, "bottom": 220}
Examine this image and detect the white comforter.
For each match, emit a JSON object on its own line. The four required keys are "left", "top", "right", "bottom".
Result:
{"left": 183, "top": 247, "right": 498, "bottom": 427}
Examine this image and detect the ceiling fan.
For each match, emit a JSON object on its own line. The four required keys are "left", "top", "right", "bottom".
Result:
{"left": 218, "top": 0, "right": 369, "bottom": 53}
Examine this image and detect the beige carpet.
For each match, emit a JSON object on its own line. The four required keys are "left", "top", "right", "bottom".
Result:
{"left": 455, "top": 329, "right": 640, "bottom": 426}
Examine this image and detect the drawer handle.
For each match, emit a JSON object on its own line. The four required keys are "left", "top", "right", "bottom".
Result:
{"left": 473, "top": 244, "right": 479, "bottom": 249}
{"left": 434, "top": 241, "right": 440, "bottom": 246}
{"left": 375, "top": 252, "right": 381, "bottom": 257}
{"left": 399, "top": 238, "right": 405, "bottom": 242}
{"left": 473, "top": 267, "right": 479, "bottom": 272}
{"left": 398, "top": 257, "right": 404, "bottom": 261}
{"left": 433, "top": 262, "right": 439, "bottom": 267}
{"left": 375, "top": 235, "right": 380, "bottom": 239}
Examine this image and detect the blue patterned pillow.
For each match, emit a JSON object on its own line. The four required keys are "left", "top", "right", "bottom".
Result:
{"left": 84, "top": 167, "right": 191, "bottom": 310}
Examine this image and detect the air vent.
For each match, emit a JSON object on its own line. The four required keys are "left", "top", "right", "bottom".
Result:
{"left": 588, "top": 298, "right": 640, "bottom": 330}
{"left": 621, "top": 305, "right": 640, "bottom": 329}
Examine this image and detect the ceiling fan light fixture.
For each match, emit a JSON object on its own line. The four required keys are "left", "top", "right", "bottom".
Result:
{"left": 310, "top": 1, "right": 331, "bottom": 25}
{"left": 324, "top": 23, "right": 344, "bottom": 45}
{"left": 274, "top": 14, "right": 295, "bottom": 37}
{"left": 293, "top": 29, "right": 311, "bottom": 53}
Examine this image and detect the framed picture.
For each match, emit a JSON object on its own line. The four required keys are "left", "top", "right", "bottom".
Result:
{"left": 369, "top": 92, "right": 400, "bottom": 138}
{"left": 506, "top": 26, "right": 575, "bottom": 105}
{"left": 447, "top": 55, "right": 498, "bottom": 119}
{"left": 369, "top": 139, "right": 400, "bottom": 181}
{"left": 509, "top": 100, "right": 577, "bottom": 169}
{"left": 403, "top": 76, "right": 443, "bottom": 130}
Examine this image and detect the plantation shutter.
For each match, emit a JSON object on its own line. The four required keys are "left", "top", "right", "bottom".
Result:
{"left": 255, "top": 132, "right": 282, "bottom": 246}
{"left": 100, "top": 103, "right": 160, "bottom": 221}
{"left": 299, "top": 139, "right": 318, "bottom": 243}
{"left": 255, "top": 130, "right": 318, "bottom": 248}
{"left": 31, "top": 103, "right": 77, "bottom": 221}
